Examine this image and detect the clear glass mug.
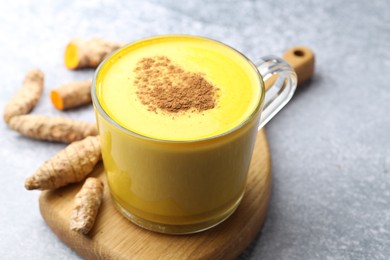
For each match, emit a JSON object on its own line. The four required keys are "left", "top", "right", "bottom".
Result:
{"left": 92, "top": 35, "right": 297, "bottom": 234}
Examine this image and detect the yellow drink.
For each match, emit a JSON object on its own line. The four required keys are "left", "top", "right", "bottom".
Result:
{"left": 93, "top": 35, "right": 264, "bottom": 233}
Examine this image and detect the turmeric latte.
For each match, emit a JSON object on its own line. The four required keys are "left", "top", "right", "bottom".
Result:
{"left": 95, "top": 35, "right": 261, "bottom": 141}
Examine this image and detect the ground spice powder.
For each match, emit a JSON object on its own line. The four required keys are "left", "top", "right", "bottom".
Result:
{"left": 133, "top": 56, "right": 218, "bottom": 114}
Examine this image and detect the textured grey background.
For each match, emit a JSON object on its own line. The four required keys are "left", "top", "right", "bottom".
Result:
{"left": 1, "top": 0, "right": 389, "bottom": 259}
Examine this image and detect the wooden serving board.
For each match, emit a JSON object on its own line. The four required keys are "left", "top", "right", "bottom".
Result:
{"left": 40, "top": 129, "right": 271, "bottom": 260}
{"left": 39, "top": 46, "right": 314, "bottom": 259}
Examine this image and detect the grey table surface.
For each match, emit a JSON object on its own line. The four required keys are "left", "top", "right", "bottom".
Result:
{"left": 1, "top": 0, "right": 389, "bottom": 259}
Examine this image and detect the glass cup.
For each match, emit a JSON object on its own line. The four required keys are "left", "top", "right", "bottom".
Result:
{"left": 92, "top": 35, "right": 297, "bottom": 234}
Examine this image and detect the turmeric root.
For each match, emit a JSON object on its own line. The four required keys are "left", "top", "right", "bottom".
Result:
{"left": 3, "top": 69, "right": 44, "bottom": 124}
{"left": 50, "top": 79, "right": 92, "bottom": 110}
{"left": 70, "top": 177, "right": 104, "bottom": 235}
{"left": 64, "top": 38, "right": 123, "bottom": 70}
{"left": 8, "top": 115, "right": 98, "bottom": 143}
{"left": 25, "top": 136, "right": 101, "bottom": 190}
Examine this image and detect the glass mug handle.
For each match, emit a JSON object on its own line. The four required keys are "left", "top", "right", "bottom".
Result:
{"left": 256, "top": 55, "right": 298, "bottom": 129}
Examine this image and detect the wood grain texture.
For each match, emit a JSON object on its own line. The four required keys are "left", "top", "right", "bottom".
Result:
{"left": 264, "top": 46, "right": 315, "bottom": 90}
{"left": 283, "top": 46, "right": 315, "bottom": 85}
{"left": 39, "top": 130, "right": 272, "bottom": 260}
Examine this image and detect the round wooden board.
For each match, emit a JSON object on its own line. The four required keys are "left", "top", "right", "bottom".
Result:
{"left": 39, "top": 129, "right": 272, "bottom": 260}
